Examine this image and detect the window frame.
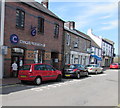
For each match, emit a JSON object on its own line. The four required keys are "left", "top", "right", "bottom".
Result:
{"left": 54, "top": 23, "right": 59, "bottom": 38}
{"left": 38, "top": 17, "right": 44, "bottom": 34}
{"left": 16, "top": 9, "right": 25, "bottom": 29}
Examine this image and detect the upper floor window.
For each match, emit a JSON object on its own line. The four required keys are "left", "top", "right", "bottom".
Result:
{"left": 16, "top": 9, "right": 25, "bottom": 28}
{"left": 54, "top": 23, "right": 59, "bottom": 38}
{"left": 74, "top": 38, "right": 79, "bottom": 48}
{"left": 66, "top": 33, "right": 70, "bottom": 46}
{"left": 74, "top": 41, "right": 78, "bottom": 48}
{"left": 38, "top": 17, "right": 44, "bottom": 34}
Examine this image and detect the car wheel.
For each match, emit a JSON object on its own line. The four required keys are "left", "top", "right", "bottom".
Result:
{"left": 76, "top": 73, "right": 80, "bottom": 79}
{"left": 100, "top": 69, "right": 103, "bottom": 73}
{"left": 56, "top": 75, "right": 62, "bottom": 82}
{"left": 21, "top": 80, "right": 26, "bottom": 84}
{"left": 86, "top": 72, "right": 89, "bottom": 77}
{"left": 34, "top": 77, "right": 42, "bottom": 85}
{"left": 95, "top": 70, "right": 98, "bottom": 74}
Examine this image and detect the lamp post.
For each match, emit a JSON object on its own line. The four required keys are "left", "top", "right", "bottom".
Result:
{"left": 0, "top": 0, "right": 5, "bottom": 79}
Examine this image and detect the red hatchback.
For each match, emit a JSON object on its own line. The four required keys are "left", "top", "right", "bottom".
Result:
{"left": 18, "top": 63, "right": 62, "bottom": 85}
{"left": 110, "top": 63, "right": 120, "bottom": 69}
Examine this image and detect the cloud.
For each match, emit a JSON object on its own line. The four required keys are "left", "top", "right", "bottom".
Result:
{"left": 99, "top": 15, "right": 111, "bottom": 19}
{"left": 72, "top": 2, "right": 118, "bottom": 30}
{"left": 100, "top": 20, "right": 117, "bottom": 30}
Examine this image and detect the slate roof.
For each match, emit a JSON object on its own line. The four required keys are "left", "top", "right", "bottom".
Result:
{"left": 75, "top": 29, "right": 100, "bottom": 48}
{"left": 18, "top": 0, "right": 63, "bottom": 21}
{"left": 103, "top": 38, "right": 114, "bottom": 45}
{"left": 64, "top": 27, "right": 91, "bottom": 41}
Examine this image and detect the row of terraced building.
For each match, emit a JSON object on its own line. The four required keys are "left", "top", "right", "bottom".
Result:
{"left": 0, "top": 0, "right": 115, "bottom": 78}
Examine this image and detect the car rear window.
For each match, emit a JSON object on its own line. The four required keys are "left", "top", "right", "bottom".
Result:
{"left": 112, "top": 63, "right": 117, "bottom": 65}
{"left": 20, "top": 65, "right": 31, "bottom": 70}
{"left": 64, "top": 65, "right": 77, "bottom": 69}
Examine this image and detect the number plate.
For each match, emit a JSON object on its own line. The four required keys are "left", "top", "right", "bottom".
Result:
{"left": 21, "top": 75, "right": 26, "bottom": 78}
{"left": 65, "top": 75, "right": 70, "bottom": 77}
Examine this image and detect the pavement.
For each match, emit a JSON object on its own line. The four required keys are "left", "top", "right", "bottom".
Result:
{"left": 0, "top": 67, "right": 110, "bottom": 87}
{"left": 0, "top": 78, "right": 21, "bottom": 86}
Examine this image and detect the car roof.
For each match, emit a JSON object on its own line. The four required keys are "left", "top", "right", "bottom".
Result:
{"left": 23, "top": 63, "right": 51, "bottom": 66}
{"left": 66, "top": 64, "right": 82, "bottom": 65}
{"left": 88, "top": 64, "right": 97, "bottom": 65}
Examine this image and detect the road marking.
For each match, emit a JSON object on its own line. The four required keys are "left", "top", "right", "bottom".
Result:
{"left": 0, "top": 84, "right": 22, "bottom": 88}
{"left": 90, "top": 74, "right": 107, "bottom": 77}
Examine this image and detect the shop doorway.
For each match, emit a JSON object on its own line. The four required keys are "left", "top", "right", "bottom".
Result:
{"left": 51, "top": 52, "right": 59, "bottom": 69}
{"left": 11, "top": 48, "right": 25, "bottom": 77}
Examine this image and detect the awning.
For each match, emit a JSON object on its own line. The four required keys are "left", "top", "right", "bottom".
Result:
{"left": 90, "top": 55, "right": 102, "bottom": 61}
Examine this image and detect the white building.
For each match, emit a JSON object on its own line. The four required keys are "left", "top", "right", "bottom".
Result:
{"left": 87, "top": 29, "right": 115, "bottom": 67}
{"left": 87, "top": 29, "right": 102, "bottom": 66}
{"left": 102, "top": 38, "right": 115, "bottom": 66}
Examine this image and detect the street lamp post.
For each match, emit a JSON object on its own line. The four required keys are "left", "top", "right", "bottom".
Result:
{"left": 0, "top": 0, "right": 5, "bottom": 79}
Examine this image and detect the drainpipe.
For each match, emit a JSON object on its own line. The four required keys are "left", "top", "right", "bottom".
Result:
{"left": 0, "top": 0, "right": 5, "bottom": 79}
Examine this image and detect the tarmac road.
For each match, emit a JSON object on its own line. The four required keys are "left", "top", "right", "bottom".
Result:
{"left": 1, "top": 69, "right": 118, "bottom": 106}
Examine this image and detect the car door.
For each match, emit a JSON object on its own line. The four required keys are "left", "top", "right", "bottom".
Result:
{"left": 95, "top": 65, "right": 100, "bottom": 72}
{"left": 96, "top": 65, "right": 101, "bottom": 72}
{"left": 34, "top": 64, "right": 49, "bottom": 81}
{"left": 45, "top": 65, "right": 57, "bottom": 80}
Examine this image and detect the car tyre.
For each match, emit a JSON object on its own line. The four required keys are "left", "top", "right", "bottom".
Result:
{"left": 95, "top": 70, "right": 98, "bottom": 74}
{"left": 76, "top": 73, "right": 80, "bottom": 79}
{"left": 56, "top": 75, "right": 62, "bottom": 82}
{"left": 34, "top": 77, "right": 42, "bottom": 85}
{"left": 86, "top": 72, "right": 89, "bottom": 77}
{"left": 21, "top": 80, "right": 26, "bottom": 84}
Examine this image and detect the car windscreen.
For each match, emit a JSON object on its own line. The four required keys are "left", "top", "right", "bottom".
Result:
{"left": 85, "top": 65, "right": 94, "bottom": 67}
{"left": 19, "top": 65, "right": 31, "bottom": 70}
{"left": 64, "top": 65, "right": 77, "bottom": 69}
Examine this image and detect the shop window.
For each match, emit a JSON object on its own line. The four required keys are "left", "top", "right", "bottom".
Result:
{"left": 38, "top": 17, "right": 44, "bottom": 34}
{"left": 16, "top": 9, "right": 25, "bottom": 28}
{"left": 54, "top": 23, "right": 59, "bottom": 38}
{"left": 34, "top": 50, "right": 44, "bottom": 63}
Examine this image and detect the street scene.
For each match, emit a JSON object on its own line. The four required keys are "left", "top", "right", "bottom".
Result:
{"left": 1, "top": 69, "right": 118, "bottom": 106}
{"left": 0, "top": 0, "right": 119, "bottom": 107}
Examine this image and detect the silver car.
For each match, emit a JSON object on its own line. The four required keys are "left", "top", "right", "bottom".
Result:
{"left": 85, "top": 64, "right": 103, "bottom": 74}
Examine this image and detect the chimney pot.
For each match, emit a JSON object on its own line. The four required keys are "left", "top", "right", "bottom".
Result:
{"left": 41, "top": 0, "right": 48, "bottom": 8}
{"left": 64, "top": 21, "right": 75, "bottom": 30}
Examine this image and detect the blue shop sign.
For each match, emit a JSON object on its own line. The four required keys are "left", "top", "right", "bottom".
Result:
{"left": 10, "top": 34, "right": 19, "bottom": 44}
{"left": 31, "top": 28, "right": 36, "bottom": 36}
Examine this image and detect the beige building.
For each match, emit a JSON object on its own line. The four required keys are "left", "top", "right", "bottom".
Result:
{"left": 63, "top": 21, "right": 91, "bottom": 66}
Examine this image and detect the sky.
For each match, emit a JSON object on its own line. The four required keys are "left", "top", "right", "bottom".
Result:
{"left": 36, "top": 0, "right": 118, "bottom": 55}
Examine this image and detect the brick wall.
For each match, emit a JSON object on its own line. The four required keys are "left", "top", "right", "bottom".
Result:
{"left": 4, "top": 2, "right": 64, "bottom": 77}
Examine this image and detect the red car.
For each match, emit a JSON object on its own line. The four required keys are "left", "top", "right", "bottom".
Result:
{"left": 110, "top": 63, "right": 120, "bottom": 69}
{"left": 18, "top": 63, "right": 62, "bottom": 85}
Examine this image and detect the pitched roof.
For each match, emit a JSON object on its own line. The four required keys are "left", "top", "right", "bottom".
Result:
{"left": 64, "top": 27, "right": 91, "bottom": 41}
{"left": 103, "top": 38, "right": 114, "bottom": 45}
{"left": 75, "top": 30, "right": 100, "bottom": 48}
{"left": 18, "top": 0, "right": 63, "bottom": 21}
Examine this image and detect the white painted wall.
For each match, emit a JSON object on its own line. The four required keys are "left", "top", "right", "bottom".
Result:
{"left": 87, "top": 29, "right": 102, "bottom": 48}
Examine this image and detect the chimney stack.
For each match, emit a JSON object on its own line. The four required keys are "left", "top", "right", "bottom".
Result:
{"left": 41, "top": 0, "right": 49, "bottom": 8}
{"left": 64, "top": 21, "right": 75, "bottom": 30}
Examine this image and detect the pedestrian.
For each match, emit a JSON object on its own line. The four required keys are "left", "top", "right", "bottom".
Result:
{"left": 11, "top": 61, "right": 18, "bottom": 77}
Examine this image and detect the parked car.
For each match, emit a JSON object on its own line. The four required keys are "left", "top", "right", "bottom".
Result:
{"left": 110, "top": 63, "right": 120, "bottom": 69}
{"left": 62, "top": 64, "right": 88, "bottom": 79}
{"left": 85, "top": 64, "right": 103, "bottom": 74}
{"left": 18, "top": 63, "right": 62, "bottom": 85}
